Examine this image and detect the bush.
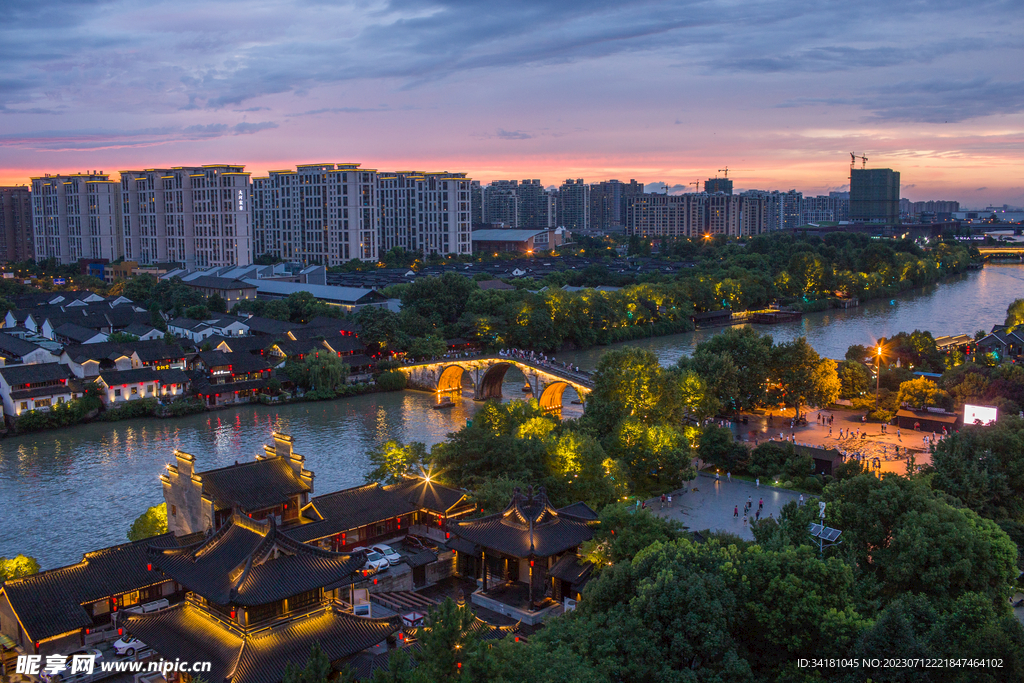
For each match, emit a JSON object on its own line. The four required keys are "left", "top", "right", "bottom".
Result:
{"left": 698, "top": 425, "right": 748, "bottom": 471}
{"left": 375, "top": 370, "right": 407, "bottom": 392}
{"left": 748, "top": 442, "right": 814, "bottom": 481}
{"left": 803, "top": 476, "right": 823, "bottom": 493}
{"left": 102, "top": 398, "right": 159, "bottom": 421}
{"left": 305, "top": 387, "right": 337, "bottom": 401}
{"left": 167, "top": 397, "right": 206, "bottom": 417}
{"left": 14, "top": 409, "right": 54, "bottom": 433}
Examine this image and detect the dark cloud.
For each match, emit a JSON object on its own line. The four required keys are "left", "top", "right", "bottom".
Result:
{"left": 494, "top": 129, "right": 532, "bottom": 140}
{"left": 0, "top": 120, "right": 277, "bottom": 151}
{"left": 976, "top": 187, "right": 989, "bottom": 191}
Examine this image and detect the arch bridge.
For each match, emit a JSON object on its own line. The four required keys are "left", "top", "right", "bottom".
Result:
{"left": 399, "top": 356, "right": 594, "bottom": 414}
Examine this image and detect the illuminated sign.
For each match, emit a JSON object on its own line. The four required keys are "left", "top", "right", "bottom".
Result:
{"left": 963, "top": 404, "right": 997, "bottom": 426}
{"left": 237, "top": 189, "right": 244, "bottom": 211}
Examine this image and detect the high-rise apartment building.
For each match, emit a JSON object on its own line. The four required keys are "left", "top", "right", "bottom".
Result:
{"left": 252, "top": 164, "right": 377, "bottom": 265}
{"left": 470, "top": 181, "right": 484, "bottom": 227}
{"left": 119, "top": 165, "right": 252, "bottom": 268}
{"left": 517, "top": 180, "right": 556, "bottom": 229}
{"left": 850, "top": 168, "right": 900, "bottom": 223}
{"left": 0, "top": 186, "right": 33, "bottom": 262}
{"left": 31, "top": 173, "right": 121, "bottom": 264}
{"left": 704, "top": 177, "right": 733, "bottom": 195}
{"left": 378, "top": 171, "right": 472, "bottom": 257}
{"left": 590, "top": 179, "right": 644, "bottom": 231}
{"left": 482, "top": 180, "right": 519, "bottom": 227}
{"left": 801, "top": 194, "right": 850, "bottom": 224}
{"left": 558, "top": 179, "right": 589, "bottom": 231}
{"left": 625, "top": 193, "right": 766, "bottom": 238}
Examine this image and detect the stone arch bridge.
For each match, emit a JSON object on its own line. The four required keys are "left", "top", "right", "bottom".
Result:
{"left": 399, "top": 356, "right": 594, "bottom": 413}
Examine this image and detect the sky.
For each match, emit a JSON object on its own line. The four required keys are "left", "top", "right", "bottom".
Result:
{"left": 1, "top": 0, "right": 1022, "bottom": 207}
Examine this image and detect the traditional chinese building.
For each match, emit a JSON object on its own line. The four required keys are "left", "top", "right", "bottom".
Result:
{"left": 162, "top": 432, "right": 314, "bottom": 535}
{"left": 448, "top": 486, "right": 597, "bottom": 623}
{"left": 0, "top": 535, "right": 186, "bottom": 657}
{"left": 123, "top": 513, "right": 397, "bottom": 683}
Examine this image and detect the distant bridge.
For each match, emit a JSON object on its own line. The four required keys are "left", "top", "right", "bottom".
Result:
{"left": 398, "top": 356, "right": 594, "bottom": 413}
{"left": 976, "top": 246, "right": 1024, "bottom": 259}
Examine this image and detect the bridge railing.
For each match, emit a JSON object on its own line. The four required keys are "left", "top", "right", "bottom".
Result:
{"left": 401, "top": 354, "right": 595, "bottom": 389}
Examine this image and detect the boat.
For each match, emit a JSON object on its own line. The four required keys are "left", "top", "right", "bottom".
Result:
{"left": 433, "top": 398, "right": 455, "bottom": 410}
{"left": 570, "top": 399, "right": 583, "bottom": 405}
{"left": 521, "top": 383, "right": 533, "bottom": 393}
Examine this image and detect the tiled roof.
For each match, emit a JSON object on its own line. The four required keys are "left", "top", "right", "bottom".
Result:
{"left": 122, "top": 323, "right": 160, "bottom": 337}
{"left": 97, "top": 367, "right": 161, "bottom": 385}
{"left": 0, "top": 331, "right": 43, "bottom": 357}
{"left": 289, "top": 479, "right": 465, "bottom": 544}
{"left": 124, "top": 602, "right": 396, "bottom": 683}
{"left": 149, "top": 514, "right": 365, "bottom": 606}
{"left": 53, "top": 322, "right": 105, "bottom": 343}
{"left": 199, "top": 457, "right": 310, "bottom": 512}
{"left": 197, "top": 350, "right": 231, "bottom": 367}
{"left": 555, "top": 502, "right": 599, "bottom": 521}
{"left": 288, "top": 484, "right": 414, "bottom": 543}
{"left": 320, "top": 336, "right": 366, "bottom": 355}
{"left": 209, "top": 335, "right": 279, "bottom": 354}
{"left": 222, "top": 351, "right": 272, "bottom": 374}
{"left": 240, "top": 316, "right": 296, "bottom": 336}
{"left": 0, "top": 362, "right": 72, "bottom": 386}
{"left": 168, "top": 317, "right": 207, "bottom": 331}
{"left": 386, "top": 478, "right": 467, "bottom": 514}
{"left": 0, "top": 534, "right": 182, "bottom": 642}
{"left": 450, "top": 487, "right": 595, "bottom": 558}
{"left": 547, "top": 554, "right": 593, "bottom": 586}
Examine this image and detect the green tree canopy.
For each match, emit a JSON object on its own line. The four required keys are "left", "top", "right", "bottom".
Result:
{"left": 127, "top": 503, "right": 168, "bottom": 541}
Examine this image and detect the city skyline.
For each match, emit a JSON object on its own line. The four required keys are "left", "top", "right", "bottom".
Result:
{"left": 1, "top": 1, "right": 1021, "bottom": 205}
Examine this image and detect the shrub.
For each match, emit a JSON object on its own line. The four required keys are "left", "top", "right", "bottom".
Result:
{"left": 102, "top": 398, "right": 159, "bottom": 421}
{"left": 167, "top": 397, "right": 206, "bottom": 417}
{"left": 375, "top": 370, "right": 407, "bottom": 392}
{"left": 14, "top": 409, "right": 54, "bottom": 433}
{"left": 305, "top": 387, "right": 337, "bottom": 401}
{"left": 803, "top": 476, "right": 823, "bottom": 493}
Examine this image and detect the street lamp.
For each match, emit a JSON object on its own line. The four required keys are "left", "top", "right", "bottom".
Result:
{"left": 875, "top": 345, "right": 883, "bottom": 408}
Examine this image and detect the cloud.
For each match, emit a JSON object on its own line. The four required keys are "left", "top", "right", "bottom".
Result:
{"left": 285, "top": 106, "right": 402, "bottom": 116}
{"left": 0, "top": 120, "right": 278, "bottom": 151}
{"left": 494, "top": 129, "right": 532, "bottom": 140}
{"left": 976, "top": 187, "right": 989, "bottom": 191}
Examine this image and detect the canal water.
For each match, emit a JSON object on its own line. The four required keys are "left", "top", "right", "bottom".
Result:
{"left": 1, "top": 264, "right": 1021, "bottom": 568}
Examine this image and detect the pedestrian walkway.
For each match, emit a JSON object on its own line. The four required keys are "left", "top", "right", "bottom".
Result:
{"left": 651, "top": 473, "right": 803, "bottom": 541}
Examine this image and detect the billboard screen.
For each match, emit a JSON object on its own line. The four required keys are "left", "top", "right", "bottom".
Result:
{"left": 964, "top": 404, "right": 997, "bottom": 426}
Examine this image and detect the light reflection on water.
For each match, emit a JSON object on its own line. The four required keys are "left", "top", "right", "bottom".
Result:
{"left": 0, "top": 369, "right": 578, "bottom": 568}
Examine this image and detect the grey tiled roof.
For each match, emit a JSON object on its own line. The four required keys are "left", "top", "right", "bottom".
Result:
{"left": 148, "top": 514, "right": 365, "bottom": 606}
{"left": 198, "top": 457, "right": 310, "bottom": 512}
{"left": 0, "top": 534, "right": 182, "bottom": 642}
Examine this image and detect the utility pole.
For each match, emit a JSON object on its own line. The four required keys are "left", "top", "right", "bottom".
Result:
{"left": 875, "top": 344, "right": 882, "bottom": 408}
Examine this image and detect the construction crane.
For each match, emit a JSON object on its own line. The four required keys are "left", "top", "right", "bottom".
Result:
{"left": 717, "top": 167, "right": 729, "bottom": 178}
{"left": 691, "top": 180, "right": 701, "bottom": 192}
{"left": 849, "top": 153, "right": 868, "bottom": 169}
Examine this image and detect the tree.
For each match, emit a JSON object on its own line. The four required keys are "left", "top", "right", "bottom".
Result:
{"left": 406, "top": 335, "right": 446, "bottom": 359}
{"left": 414, "top": 598, "right": 495, "bottom": 683}
{"left": 896, "top": 377, "right": 949, "bottom": 410}
{"left": 400, "top": 273, "right": 478, "bottom": 327}
{"left": 838, "top": 359, "right": 870, "bottom": 399}
{"left": 772, "top": 338, "right": 838, "bottom": 416}
{"left": 107, "top": 331, "right": 141, "bottom": 344}
{"left": 365, "top": 441, "right": 428, "bottom": 485}
{"left": 287, "top": 353, "right": 350, "bottom": 392}
{"left": 0, "top": 554, "right": 40, "bottom": 581}
{"left": 127, "top": 503, "right": 168, "bottom": 541}
{"left": 1005, "top": 298, "right": 1024, "bottom": 330}
{"left": 697, "top": 425, "right": 747, "bottom": 471}
{"left": 684, "top": 327, "right": 774, "bottom": 412}
{"left": 207, "top": 293, "right": 227, "bottom": 314}
{"left": 283, "top": 642, "right": 331, "bottom": 683}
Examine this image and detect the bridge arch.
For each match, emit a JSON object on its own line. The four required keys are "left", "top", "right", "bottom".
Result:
{"left": 478, "top": 362, "right": 513, "bottom": 400}
{"left": 538, "top": 381, "right": 571, "bottom": 413}
{"left": 437, "top": 365, "right": 468, "bottom": 393}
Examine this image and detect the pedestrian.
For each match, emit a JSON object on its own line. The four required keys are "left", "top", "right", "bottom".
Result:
{"left": 743, "top": 515, "right": 747, "bottom": 527}
{"left": 755, "top": 509, "right": 760, "bottom": 521}
{"left": 799, "top": 494, "right": 804, "bottom": 506}
{"left": 716, "top": 472, "right": 720, "bottom": 483}
{"left": 829, "top": 426, "right": 832, "bottom": 437}
{"left": 641, "top": 500, "right": 646, "bottom": 510}
{"left": 734, "top": 505, "right": 739, "bottom": 518}
{"left": 756, "top": 477, "right": 760, "bottom": 488}
{"left": 758, "top": 498, "right": 763, "bottom": 510}
{"left": 661, "top": 493, "right": 666, "bottom": 509}
{"left": 897, "top": 428, "right": 901, "bottom": 441}
{"left": 727, "top": 471, "right": 731, "bottom": 482}
{"left": 667, "top": 494, "right": 672, "bottom": 508}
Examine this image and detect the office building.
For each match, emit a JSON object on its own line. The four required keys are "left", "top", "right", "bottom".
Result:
{"left": 704, "top": 177, "right": 733, "bottom": 195}
{"left": 850, "top": 168, "right": 900, "bottom": 223}
{"left": 119, "top": 165, "right": 252, "bottom": 269}
{"left": 590, "top": 179, "right": 644, "bottom": 231}
{"left": 625, "top": 193, "right": 766, "bottom": 238}
{"left": 31, "top": 173, "right": 121, "bottom": 264}
{"left": 0, "top": 186, "right": 33, "bottom": 262}
{"left": 252, "top": 164, "right": 377, "bottom": 265}
{"left": 482, "top": 180, "right": 520, "bottom": 227}
{"left": 517, "top": 179, "right": 556, "bottom": 229}
{"left": 558, "top": 179, "right": 590, "bottom": 231}
{"left": 378, "top": 171, "right": 472, "bottom": 257}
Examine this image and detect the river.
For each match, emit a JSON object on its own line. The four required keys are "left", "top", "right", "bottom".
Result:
{"left": 1, "top": 264, "right": 1021, "bottom": 568}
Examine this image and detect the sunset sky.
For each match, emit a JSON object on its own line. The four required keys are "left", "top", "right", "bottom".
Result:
{"left": 2, "top": 0, "right": 1021, "bottom": 206}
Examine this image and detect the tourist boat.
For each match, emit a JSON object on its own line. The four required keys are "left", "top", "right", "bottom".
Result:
{"left": 433, "top": 398, "right": 455, "bottom": 410}
{"left": 521, "top": 383, "right": 533, "bottom": 393}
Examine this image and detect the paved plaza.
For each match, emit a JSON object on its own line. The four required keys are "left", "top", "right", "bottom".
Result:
{"left": 652, "top": 473, "right": 804, "bottom": 541}
{"left": 725, "top": 406, "right": 941, "bottom": 474}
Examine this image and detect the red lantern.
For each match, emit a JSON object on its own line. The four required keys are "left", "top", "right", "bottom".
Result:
{"left": 230, "top": 610, "right": 236, "bottom": 619}
{"left": 85, "top": 628, "right": 90, "bottom": 635}
{"left": 118, "top": 628, "right": 123, "bottom": 636}
{"left": 373, "top": 578, "right": 377, "bottom": 585}
{"left": 146, "top": 563, "right": 152, "bottom": 571}
{"left": 514, "top": 636, "right": 519, "bottom": 642}
{"left": 445, "top": 532, "right": 450, "bottom": 539}
{"left": 529, "top": 560, "right": 534, "bottom": 567}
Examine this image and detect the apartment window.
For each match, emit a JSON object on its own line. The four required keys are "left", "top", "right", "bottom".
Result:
{"left": 114, "top": 389, "right": 121, "bottom": 398}
{"left": 19, "top": 402, "right": 27, "bottom": 411}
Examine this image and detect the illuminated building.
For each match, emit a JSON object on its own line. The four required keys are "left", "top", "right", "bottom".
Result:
{"left": 119, "top": 165, "right": 253, "bottom": 269}
{"left": 378, "top": 170, "right": 473, "bottom": 257}
{"left": 30, "top": 173, "right": 121, "bottom": 264}
{"left": 0, "top": 186, "right": 33, "bottom": 262}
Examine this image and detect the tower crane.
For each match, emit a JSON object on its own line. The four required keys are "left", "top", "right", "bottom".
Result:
{"left": 850, "top": 153, "right": 868, "bottom": 169}
{"left": 691, "top": 180, "right": 701, "bottom": 192}
{"left": 718, "top": 167, "right": 729, "bottom": 178}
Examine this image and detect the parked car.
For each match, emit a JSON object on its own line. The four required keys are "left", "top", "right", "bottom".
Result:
{"left": 113, "top": 636, "right": 146, "bottom": 656}
{"left": 371, "top": 543, "right": 402, "bottom": 565}
{"left": 352, "top": 546, "right": 390, "bottom": 572}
